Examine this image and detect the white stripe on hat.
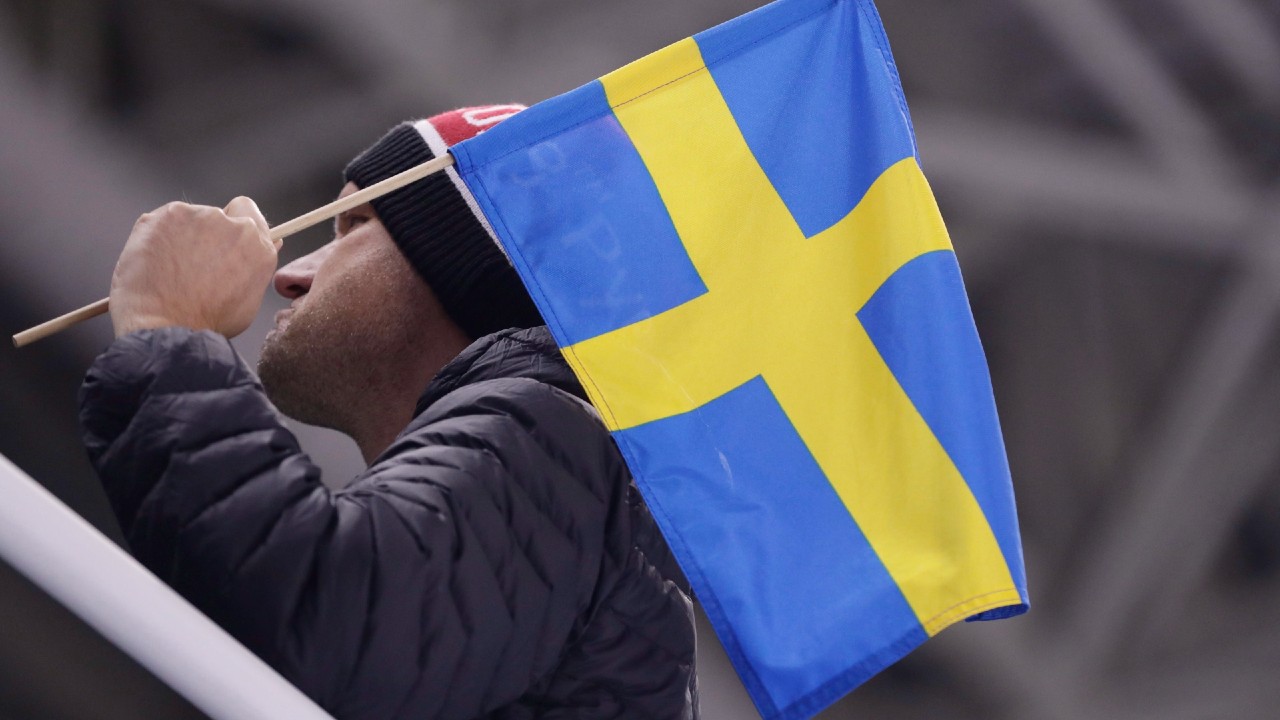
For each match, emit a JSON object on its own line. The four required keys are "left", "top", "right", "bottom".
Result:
{"left": 412, "top": 118, "right": 512, "bottom": 263}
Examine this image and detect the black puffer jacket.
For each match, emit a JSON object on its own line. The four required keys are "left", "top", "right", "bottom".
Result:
{"left": 80, "top": 326, "right": 697, "bottom": 719}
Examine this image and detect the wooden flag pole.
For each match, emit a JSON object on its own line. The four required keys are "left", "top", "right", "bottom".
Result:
{"left": 11, "top": 153, "right": 457, "bottom": 348}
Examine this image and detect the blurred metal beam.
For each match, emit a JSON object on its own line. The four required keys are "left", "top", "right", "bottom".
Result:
{"left": 180, "top": 87, "right": 398, "bottom": 200}
{"left": 201, "top": 0, "right": 489, "bottom": 106}
{"left": 1137, "top": 625, "right": 1280, "bottom": 720}
{"left": 1014, "top": 0, "right": 1234, "bottom": 187}
{"left": 1059, "top": 195, "right": 1280, "bottom": 683}
{"left": 926, "top": 590, "right": 1081, "bottom": 720}
{"left": 47, "top": 0, "right": 108, "bottom": 108}
{"left": 201, "top": 0, "right": 762, "bottom": 110}
{"left": 1163, "top": 0, "right": 1280, "bottom": 108}
{"left": 0, "top": 15, "right": 170, "bottom": 321}
{"left": 130, "top": 58, "right": 399, "bottom": 200}
{"left": 914, "top": 106, "right": 1251, "bottom": 257}
{"left": 184, "top": 0, "right": 768, "bottom": 201}
{"left": 1131, "top": 380, "right": 1280, "bottom": 651}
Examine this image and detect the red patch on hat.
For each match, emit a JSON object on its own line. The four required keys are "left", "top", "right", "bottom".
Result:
{"left": 428, "top": 104, "right": 527, "bottom": 147}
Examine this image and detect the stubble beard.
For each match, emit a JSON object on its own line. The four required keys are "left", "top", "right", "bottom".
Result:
{"left": 257, "top": 259, "right": 415, "bottom": 436}
{"left": 256, "top": 230, "right": 459, "bottom": 457}
{"left": 258, "top": 296, "right": 353, "bottom": 432}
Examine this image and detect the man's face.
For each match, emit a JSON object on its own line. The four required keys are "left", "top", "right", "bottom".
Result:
{"left": 257, "top": 182, "right": 440, "bottom": 430}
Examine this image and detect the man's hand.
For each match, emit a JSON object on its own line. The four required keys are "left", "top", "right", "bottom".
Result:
{"left": 110, "top": 197, "right": 281, "bottom": 339}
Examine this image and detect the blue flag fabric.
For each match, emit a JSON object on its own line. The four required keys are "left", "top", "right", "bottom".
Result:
{"left": 449, "top": 1, "right": 1029, "bottom": 717}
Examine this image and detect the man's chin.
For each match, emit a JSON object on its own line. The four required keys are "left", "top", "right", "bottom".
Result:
{"left": 258, "top": 331, "right": 304, "bottom": 414}
{"left": 258, "top": 326, "right": 347, "bottom": 436}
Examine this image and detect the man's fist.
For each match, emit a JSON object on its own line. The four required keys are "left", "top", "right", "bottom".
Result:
{"left": 110, "top": 197, "right": 280, "bottom": 339}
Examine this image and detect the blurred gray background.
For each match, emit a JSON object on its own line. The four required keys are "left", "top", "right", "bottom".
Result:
{"left": 2, "top": 0, "right": 1279, "bottom": 718}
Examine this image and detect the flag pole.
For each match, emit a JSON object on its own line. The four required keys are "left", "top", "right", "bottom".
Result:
{"left": 11, "top": 153, "right": 457, "bottom": 348}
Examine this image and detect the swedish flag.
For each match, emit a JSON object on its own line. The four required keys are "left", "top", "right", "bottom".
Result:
{"left": 451, "top": 0, "right": 1028, "bottom": 717}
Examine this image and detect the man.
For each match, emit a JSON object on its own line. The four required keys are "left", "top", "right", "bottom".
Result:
{"left": 79, "top": 107, "right": 698, "bottom": 719}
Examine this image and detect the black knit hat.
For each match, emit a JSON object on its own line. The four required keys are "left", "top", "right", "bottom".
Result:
{"left": 342, "top": 106, "right": 543, "bottom": 340}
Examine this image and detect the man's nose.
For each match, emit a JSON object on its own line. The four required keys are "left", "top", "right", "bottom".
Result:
{"left": 273, "top": 244, "right": 331, "bottom": 299}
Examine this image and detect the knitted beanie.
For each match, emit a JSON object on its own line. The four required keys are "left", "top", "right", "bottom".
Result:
{"left": 343, "top": 105, "right": 543, "bottom": 340}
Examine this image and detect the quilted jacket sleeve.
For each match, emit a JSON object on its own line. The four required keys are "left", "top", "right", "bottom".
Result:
{"left": 80, "top": 328, "right": 621, "bottom": 720}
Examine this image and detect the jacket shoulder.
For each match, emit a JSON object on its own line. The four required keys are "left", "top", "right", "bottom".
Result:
{"left": 398, "top": 377, "right": 616, "bottom": 477}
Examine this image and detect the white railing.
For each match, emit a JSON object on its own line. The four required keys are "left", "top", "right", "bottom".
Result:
{"left": 0, "top": 453, "right": 335, "bottom": 720}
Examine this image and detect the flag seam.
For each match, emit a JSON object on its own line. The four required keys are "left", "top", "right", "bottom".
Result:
{"left": 768, "top": 626, "right": 923, "bottom": 720}
{"left": 922, "top": 589, "right": 1025, "bottom": 634}
{"left": 852, "top": 0, "right": 919, "bottom": 156}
